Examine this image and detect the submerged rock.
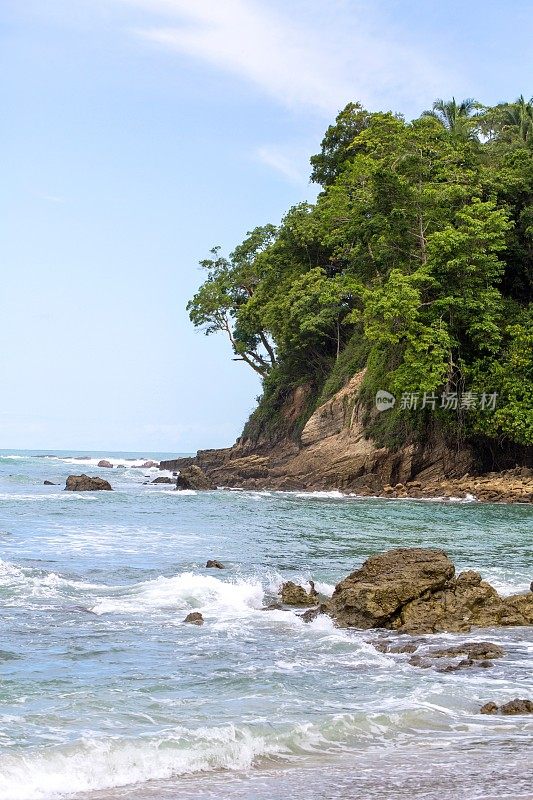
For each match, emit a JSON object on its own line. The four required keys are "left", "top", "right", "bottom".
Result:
{"left": 65, "top": 474, "right": 112, "bottom": 491}
{"left": 183, "top": 612, "right": 204, "bottom": 625}
{"left": 176, "top": 466, "right": 215, "bottom": 491}
{"left": 97, "top": 460, "right": 113, "bottom": 468}
{"left": 329, "top": 548, "right": 533, "bottom": 633}
{"left": 280, "top": 581, "right": 317, "bottom": 606}
{"left": 428, "top": 642, "right": 504, "bottom": 660}
{"left": 206, "top": 559, "right": 224, "bottom": 569}
{"left": 151, "top": 476, "right": 173, "bottom": 484}
{"left": 43, "top": 480, "right": 57, "bottom": 486}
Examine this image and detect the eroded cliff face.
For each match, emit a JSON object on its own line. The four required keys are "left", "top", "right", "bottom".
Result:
{"left": 160, "top": 370, "right": 498, "bottom": 494}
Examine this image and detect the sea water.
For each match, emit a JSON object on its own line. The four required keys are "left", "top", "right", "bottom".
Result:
{"left": 0, "top": 450, "right": 531, "bottom": 799}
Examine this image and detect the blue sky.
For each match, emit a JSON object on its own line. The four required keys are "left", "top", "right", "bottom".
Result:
{"left": 1, "top": 0, "right": 531, "bottom": 452}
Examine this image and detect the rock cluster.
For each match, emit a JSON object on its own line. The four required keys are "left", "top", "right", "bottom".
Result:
{"left": 328, "top": 548, "right": 533, "bottom": 633}
{"left": 374, "top": 638, "right": 506, "bottom": 672}
{"left": 65, "top": 474, "right": 112, "bottom": 491}
{"left": 480, "top": 699, "right": 533, "bottom": 715}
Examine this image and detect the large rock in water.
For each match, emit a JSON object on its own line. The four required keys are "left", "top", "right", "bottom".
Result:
{"left": 65, "top": 474, "right": 112, "bottom": 491}
{"left": 329, "top": 547, "right": 533, "bottom": 633}
{"left": 176, "top": 466, "right": 215, "bottom": 490}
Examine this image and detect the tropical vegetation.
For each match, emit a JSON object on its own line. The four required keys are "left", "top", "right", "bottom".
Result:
{"left": 188, "top": 96, "right": 533, "bottom": 448}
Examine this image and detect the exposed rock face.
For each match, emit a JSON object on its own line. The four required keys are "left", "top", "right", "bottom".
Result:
{"left": 280, "top": 581, "right": 317, "bottom": 606}
{"left": 328, "top": 548, "right": 533, "bottom": 633}
{"left": 206, "top": 559, "right": 224, "bottom": 569}
{"left": 176, "top": 466, "right": 215, "bottom": 491}
{"left": 65, "top": 474, "right": 112, "bottom": 491}
{"left": 480, "top": 699, "right": 533, "bottom": 715}
{"left": 151, "top": 476, "right": 173, "bottom": 484}
{"left": 183, "top": 612, "right": 204, "bottom": 625}
{"left": 97, "top": 460, "right": 113, "bottom": 468}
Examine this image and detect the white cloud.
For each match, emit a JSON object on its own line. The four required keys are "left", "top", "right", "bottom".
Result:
{"left": 254, "top": 144, "right": 308, "bottom": 185}
{"left": 121, "top": 0, "right": 453, "bottom": 117}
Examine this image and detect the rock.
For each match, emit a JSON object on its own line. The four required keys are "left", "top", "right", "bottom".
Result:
{"left": 176, "top": 466, "right": 216, "bottom": 491}
{"left": 151, "top": 476, "right": 173, "bottom": 484}
{"left": 480, "top": 702, "right": 499, "bottom": 714}
{"left": 206, "top": 559, "right": 224, "bottom": 569}
{"left": 97, "top": 460, "right": 113, "bottom": 468}
{"left": 261, "top": 602, "right": 283, "bottom": 611}
{"left": 329, "top": 548, "right": 533, "bottom": 633}
{"left": 500, "top": 699, "right": 533, "bottom": 715}
{"left": 429, "top": 642, "right": 504, "bottom": 660}
{"left": 329, "top": 548, "right": 454, "bottom": 629}
{"left": 480, "top": 699, "right": 533, "bottom": 715}
{"left": 43, "top": 480, "right": 57, "bottom": 485}
{"left": 65, "top": 474, "right": 112, "bottom": 491}
{"left": 436, "top": 658, "right": 474, "bottom": 673}
{"left": 388, "top": 642, "right": 419, "bottom": 654}
{"left": 280, "top": 581, "right": 317, "bottom": 606}
{"left": 183, "top": 612, "right": 204, "bottom": 625}
{"left": 299, "top": 607, "right": 321, "bottom": 623}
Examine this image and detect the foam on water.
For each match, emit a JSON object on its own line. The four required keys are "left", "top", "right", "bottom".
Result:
{"left": 90, "top": 572, "right": 265, "bottom": 616}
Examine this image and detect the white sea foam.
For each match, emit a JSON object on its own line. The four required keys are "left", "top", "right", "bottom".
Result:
{"left": 293, "top": 490, "right": 346, "bottom": 500}
{"left": 0, "top": 726, "right": 283, "bottom": 800}
{"left": 91, "top": 572, "right": 265, "bottom": 616}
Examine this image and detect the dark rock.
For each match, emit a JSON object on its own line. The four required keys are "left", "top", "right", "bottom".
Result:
{"left": 176, "top": 466, "right": 216, "bottom": 491}
{"left": 437, "top": 658, "right": 474, "bottom": 673}
{"left": 65, "top": 474, "right": 112, "bottom": 491}
{"left": 500, "top": 699, "right": 533, "bottom": 715}
{"left": 388, "top": 642, "right": 419, "bottom": 654}
{"left": 429, "top": 642, "right": 505, "bottom": 660}
{"left": 97, "top": 460, "right": 113, "bottom": 468}
{"left": 280, "top": 581, "right": 317, "bottom": 606}
{"left": 43, "top": 480, "right": 57, "bottom": 486}
{"left": 261, "top": 602, "right": 283, "bottom": 611}
{"left": 480, "top": 702, "right": 499, "bottom": 715}
{"left": 183, "top": 612, "right": 204, "bottom": 625}
{"left": 206, "top": 559, "right": 224, "bottom": 569}
{"left": 409, "top": 655, "right": 432, "bottom": 669}
{"left": 299, "top": 607, "right": 321, "bottom": 623}
{"left": 151, "top": 476, "right": 173, "bottom": 484}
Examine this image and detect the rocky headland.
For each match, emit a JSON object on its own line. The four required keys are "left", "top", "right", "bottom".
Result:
{"left": 161, "top": 371, "right": 532, "bottom": 502}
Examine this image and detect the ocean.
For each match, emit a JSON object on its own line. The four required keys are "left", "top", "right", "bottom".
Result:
{"left": 0, "top": 450, "right": 531, "bottom": 799}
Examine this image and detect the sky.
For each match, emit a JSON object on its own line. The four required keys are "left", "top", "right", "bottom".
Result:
{"left": 1, "top": 0, "right": 532, "bottom": 452}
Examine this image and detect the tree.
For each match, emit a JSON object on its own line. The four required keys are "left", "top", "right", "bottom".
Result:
{"left": 187, "top": 227, "right": 278, "bottom": 376}
{"left": 502, "top": 95, "right": 533, "bottom": 144}
{"left": 422, "top": 97, "right": 481, "bottom": 139}
{"left": 310, "top": 102, "right": 371, "bottom": 187}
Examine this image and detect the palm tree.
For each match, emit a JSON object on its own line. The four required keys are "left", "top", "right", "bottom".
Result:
{"left": 422, "top": 97, "right": 481, "bottom": 139}
{"left": 502, "top": 95, "right": 533, "bottom": 143}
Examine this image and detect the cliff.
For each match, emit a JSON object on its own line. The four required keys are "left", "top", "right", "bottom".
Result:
{"left": 161, "top": 370, "right": 533, "bottom": 501}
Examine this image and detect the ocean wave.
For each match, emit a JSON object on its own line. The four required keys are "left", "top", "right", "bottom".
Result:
{"left": 0, "top": 725, "right": 282, "bottom": 800}
{"left": 90, "top": 572, "right": 265, "bottom": 616}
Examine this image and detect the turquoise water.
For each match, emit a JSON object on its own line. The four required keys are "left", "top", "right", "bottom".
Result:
{"left": 0, "top": 450, "right": 532, "bottom": 799}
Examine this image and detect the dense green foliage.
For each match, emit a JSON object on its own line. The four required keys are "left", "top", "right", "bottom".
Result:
{"left": 188, "top": 96, "right": 533, "bottom": 447}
